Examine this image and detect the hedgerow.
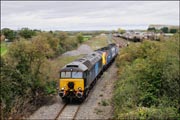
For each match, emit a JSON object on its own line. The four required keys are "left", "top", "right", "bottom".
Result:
{"left": 114, "top": 33, "right": 180, "bottom": 119}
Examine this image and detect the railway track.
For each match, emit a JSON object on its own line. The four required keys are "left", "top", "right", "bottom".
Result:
{"left": 54, "top": 80, "right": 98, "bottom": 120}
{"left": 55, "top": 103, "right": 81, "bottom": 120}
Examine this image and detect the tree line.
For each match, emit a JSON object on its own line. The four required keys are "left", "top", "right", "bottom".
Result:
{"left": 0, "top": 28, "right": 85, "bottom": 119}
{"left": 147, "top": 27, "right": 179, "bottom": 33}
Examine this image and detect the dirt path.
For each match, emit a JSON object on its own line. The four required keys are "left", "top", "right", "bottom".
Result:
{"left": 62, "top": 44, "right": 93, "bottom": 56}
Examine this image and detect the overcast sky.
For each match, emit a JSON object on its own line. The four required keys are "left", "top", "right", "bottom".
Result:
{"left": 1, "top": 1, "right": 179, "bottom": 31}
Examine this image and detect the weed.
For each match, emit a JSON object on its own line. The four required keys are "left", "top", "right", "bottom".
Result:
{"left": 94, "top": 108, "right": 103, "bottom": 114}
{"left": 101, "top": 100, "right": 109, "bottom": 106}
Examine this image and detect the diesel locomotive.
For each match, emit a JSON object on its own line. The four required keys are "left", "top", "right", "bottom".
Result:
{"left": 58, "top": 43, "right": 119, "bottom": 102}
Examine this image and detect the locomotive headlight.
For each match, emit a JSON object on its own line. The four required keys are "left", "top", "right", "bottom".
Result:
{"left": 61, "top": 87, "right": 64, "bottom": 90}
{"left": 78, "top": 87, "right": 82, "bottom": 90}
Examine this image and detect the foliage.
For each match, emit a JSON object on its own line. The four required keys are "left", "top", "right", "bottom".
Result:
{"left": 85, "top": 35, "right": 108, "bottom": 50}
{"left": 114, "top": 34, "right": 180, "bottom": 119}
{"left": 0, "top": 39, "right": 54, "bottom": 118}
{"left": 116, "top": 107, "right": 179, "bottom": 119}
{"left": 100, "top": 100, "right": 109, "bottom": 106}
{"left": 147, "top": 27, "right": 156, "bottom": 32}
{"left": 1, "top": 28, "right": 16, "bottom": 41}
{"left": 160, "top": 27, "right": 169, "bottom": 33}
{"left": 83, "top": 35, "right": 92, "bottom": 42}
{"left": 76, "top": 33, "right": 84, "bottom": 43}
{"left": 32, "top": 32, "right": 59, "bottom": 56}
{"left": 57, "top": 31, "right": 79, "bottom": 53}
{"left": 0, "top": 29, "right": 90, "bottom": 118}
{"left": 1, "top": 42, "right": 8, "bottom": 56}
{"left": 118, "top": 28, "right": 126, "bottom": 34}
{"left": 170, "top": 29, "right": 177, "bottom": 33}
{"left": 19, "top": 28, "right": 36, "bottom": 39}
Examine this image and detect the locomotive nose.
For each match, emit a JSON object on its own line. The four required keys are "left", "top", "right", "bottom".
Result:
{"left": 68, "top": 82, "right": 74, "bottom": 89}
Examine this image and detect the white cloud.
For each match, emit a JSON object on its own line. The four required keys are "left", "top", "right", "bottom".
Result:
{"left": 1, "top": 1, "right": 179, "bottom": 30}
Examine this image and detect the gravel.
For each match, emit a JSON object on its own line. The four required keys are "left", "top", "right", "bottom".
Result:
{"left": 75, "top": 63, "right": 118, "bottom": 119}
{"left": 62, "top": 44, "right": 93, "bottom": 56}
{"left": 28, "top": 96, "right": 65, "bottom": 119}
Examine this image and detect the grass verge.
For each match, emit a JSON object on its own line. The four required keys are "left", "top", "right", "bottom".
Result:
{"left": 1, "top": 42, "right": 8, "bottom": 56}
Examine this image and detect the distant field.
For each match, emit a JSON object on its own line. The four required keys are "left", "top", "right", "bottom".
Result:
{"left": 49, "top": 55, "right": 84, "bottom": 80}
{"left": 83, "top": 35, "right": 92, "bottom": 42}
{"left": 1, "top": 42, "right": 8, "bottom": 56}
{"left": 85, "top": 35, "right": 108, "bottom": 50}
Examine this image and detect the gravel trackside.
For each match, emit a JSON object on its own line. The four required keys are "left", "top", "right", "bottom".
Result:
{"left": 75, "top": 63, "right": 118, "bottom": 119}
{"left": 62, "top": 44, "right": 93, "bottom": 56}
{"left": 28, "top": 96, "right": 65, "bottom": 119}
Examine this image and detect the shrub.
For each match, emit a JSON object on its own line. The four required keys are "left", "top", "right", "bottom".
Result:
{"left": 0, "top": 39, "right": 54, "bottom": 118}
{"left": 19, "top": 28, "right": 36, "bottom": 39}
{"left": 114, "top": 34, "right": 180, "bottom": 119}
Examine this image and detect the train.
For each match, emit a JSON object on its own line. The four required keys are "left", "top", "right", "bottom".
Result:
{"left": 58, "top": 43, "right": 119, "bottom": 102}
{"left": 115, "top": 31, "right": 162, "bottom": 42}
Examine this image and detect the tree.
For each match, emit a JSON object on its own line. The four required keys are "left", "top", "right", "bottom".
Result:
{"left": 160, "top": 27, "right": 169, "bottom": 33}
{"left": 147, "top": 27, "right": 156, "bottom": 31}
{"left": 19, "top": 28, "right": 36, "bottom": 39}
{"left": 1, "top": 28, "right": 16, "bottom": 41}
{"left": 1, "top": 38, "right": 54, "bottom": 118}
{"left": 58, "top": 31, "right": 68, "bottom": 41}
{"left": 170, "top": 29, "right": 177, "bottom": 33}
{"left": 32, "top": 32, "right": 59, "bottom": 56}
{"left": 118, "top": 28, "right": 126, "bottom": 34}
{"left": 76, "top": 33, "right": 84, "bottom": 43}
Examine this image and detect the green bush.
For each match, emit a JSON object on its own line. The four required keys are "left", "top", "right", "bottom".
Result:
{"left": 1, "top": 28, "right": 16, "bottom": 41}
{"left": 117, "top": 107, "right": 179, "bottom": 119}
{"left": 19, "top": 28, "right": 36, "bottom": 39}
{"left": 101, "top": 100, "right": 109, "bottom": 106}
{"left": 0, "top": 30, "right": 90, "bottom": 118}
{"left": 114, "top": 34, "right": 180, "bottom": 119}
{"left": 0, "top": 39, "right": 54, "bottom": 118}
{"left": 76, "top": 33, "right": 83, "bottom": 43}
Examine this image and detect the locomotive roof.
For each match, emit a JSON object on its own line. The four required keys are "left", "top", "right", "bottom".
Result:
{"left": 60, "top": 61, "right": 88, "bottom": 72}
{"left": 60, "top": 51, "right": 102, "bottom": 72}
{"left": 76, "top": 51, "right": 102, "bottom": 70}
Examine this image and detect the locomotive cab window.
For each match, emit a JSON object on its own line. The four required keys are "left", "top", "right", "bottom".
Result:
{"left": 60, "top": 72, "right": 71, "bottom": 78}
{"left": 72, "top": 72, "right": 83, "bottom": 78}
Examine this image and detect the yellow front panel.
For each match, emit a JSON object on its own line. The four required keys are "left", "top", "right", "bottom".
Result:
{"left": 102, "top": 52, "right": 107, "bottom": 65}
{"left": 59, "top": 79, "right": 84, "bottom": 91}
